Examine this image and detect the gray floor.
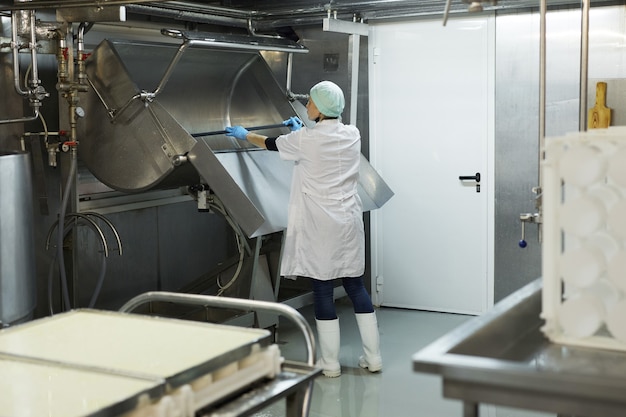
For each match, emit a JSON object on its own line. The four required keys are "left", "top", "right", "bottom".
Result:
{"left": 252, "top": 297, "right": 556, "bottom": 417}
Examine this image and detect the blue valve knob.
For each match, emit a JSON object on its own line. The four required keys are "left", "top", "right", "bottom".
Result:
{"left": 518, "top": 240, "right": 527, "bottom": 248}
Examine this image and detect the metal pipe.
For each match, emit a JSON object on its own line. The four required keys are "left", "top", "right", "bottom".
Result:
{"left": 538, "top": 0, "right": 547, "bottom": 182}
{"left": 348, "top": 32, "right": 360, "bottom": 125}
{"left": 0, "top": 110, "right": 39, "bottom": 125}
{"left": 286, "top": 52, "right": 294, "bottom": 94}
{"left": 27, "top": 9, "right": 38, "bottom": 90}
{"left": 442, "top": 0, "right": 453, "bottom": 26}
{"left": 46, "top": 213, "right": 110, "bottom": 257}
{"left": 579, "top": 0, "right": 590, "bottom": 132}
{"left": 0, "top": 0, "right": 164, "bottom": 11}
{"left": 77, "top": 22, "right": 87, "bottom": 86}
{"left": 285, "top": 53, "right": 309, "bottom": 101}
{"left": 108, "top": 93, "right": 142, "bottom": 122}
{"left": 81, "top": 212, "right": 123, "bottom": 256}
{"left": 56, "top": 33, "right": 68, "bottom": 84}
{"left": 126, "top": 4, "right": 249, "bottom": 28}
{"left": 519, "top": 0, "right": 547, "bottom": 245}
{"left": 152, "top": 40, "right": 191, "bottom": 97}
{"left": 127, "top": 1, "right": 474, "bottom": 30}
{"left": 2, "top": 6, "right": 47, "bottom": 125}
{"left": 11, "top": 11, "right": 28, "bottom": 97}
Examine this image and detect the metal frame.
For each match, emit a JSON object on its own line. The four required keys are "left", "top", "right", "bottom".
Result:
{"left": 120, "top": 292, "right": 319, "bottom": 417}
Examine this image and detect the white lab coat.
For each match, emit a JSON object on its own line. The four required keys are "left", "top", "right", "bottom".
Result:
{"left": 275, "top": 119, "right": 365, "bottom": 280}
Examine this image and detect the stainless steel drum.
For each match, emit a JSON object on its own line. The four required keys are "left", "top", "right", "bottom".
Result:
{"left": 0, "top": 151, "right": 36, "bottom": 326}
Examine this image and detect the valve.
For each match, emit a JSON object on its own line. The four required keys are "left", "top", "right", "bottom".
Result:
{"left": 519, "top": 213, "right": 541, "bottom": 248}
{"left": 60, "top": 141, "right": 77, "bottom": 153}
{"left": 519, "top": 221, "right": 528, "bottom": 248}
{"left": 47, "top": 144, "right": 58, "bottom": 167}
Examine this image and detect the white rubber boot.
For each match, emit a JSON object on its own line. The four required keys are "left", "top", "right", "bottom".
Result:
{"left": 315, "top": 318, "right": 341, "bottom": 377}
{"left": 355, "top": 312, "right": 383, "bottom": 372}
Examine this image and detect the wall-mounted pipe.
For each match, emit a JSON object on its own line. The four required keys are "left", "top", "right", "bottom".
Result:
{"left": 579, "top": 0, "right": 590, "bottom": 132}
{"left": 348, "top": 32, "right": 360, "bottom": 125}
{"left": 27, "top": 9, "right": 39, "bottom": 91}
{"left": 519, "top": 0, "right": 547, "bottom": 246}
{"left": 539, "top": 0, "right": 546, "bottom": 174}
{"left": 286, "top": 52, "right": 309, "bottom": 101}
{"left": 126, "top": 4, "right": 250, "bottom": 28}
{"left": 0, "top": 111, "right": 40, "bottom": 125}
{"left": 11, "top": 11, "right": 29, "bottom": 97}
{"left": 0, "top": 0, "right": 160, "bottom": 11}
{"left": 1, "top": 7, "right": 47, "bottom": 125}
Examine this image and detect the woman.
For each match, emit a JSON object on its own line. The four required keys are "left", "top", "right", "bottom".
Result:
{"left": 226, "top": 80, "right": 382, "bottom": 377}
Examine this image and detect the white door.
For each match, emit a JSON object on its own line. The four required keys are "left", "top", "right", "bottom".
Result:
{"left": 369, "top": 16, "right": 495, "bottom": 315}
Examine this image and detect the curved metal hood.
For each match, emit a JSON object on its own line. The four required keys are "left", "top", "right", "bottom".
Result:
{"left": 82, "top": 38, "right": 393, "bottom": 237}
{"left": 83, "top": 38, "right": 295, "bottom": 191}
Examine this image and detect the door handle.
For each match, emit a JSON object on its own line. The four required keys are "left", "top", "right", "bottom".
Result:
{"left": 459, "top": 172, "right": 480, "bottom": 182}
{"left": 459, "top": 172, "right": 481, "bottom": 193}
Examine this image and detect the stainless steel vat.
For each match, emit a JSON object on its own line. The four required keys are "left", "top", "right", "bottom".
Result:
{"left": 0, "top": 151, "right": 36, "bottom": 326}
{"left": 82, "top": 38, "right": 393, "bottom": 238}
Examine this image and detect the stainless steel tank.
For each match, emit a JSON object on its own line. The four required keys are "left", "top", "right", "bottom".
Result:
{"left": 0, "top": 151, "right": 36, "bottom": 326}
{"left": 81, "top": 37, "right": 393, "bottom": 238}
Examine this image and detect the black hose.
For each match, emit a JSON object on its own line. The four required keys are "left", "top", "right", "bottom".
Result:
{"left": 56, "top": 153, "right": 77, "bottom": 310}
{"left": 48, "top": 219, "right": 108, "bottom": 314}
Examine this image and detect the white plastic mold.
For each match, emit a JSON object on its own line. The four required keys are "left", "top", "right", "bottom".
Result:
{"left": 542, "top": 126, "right": 626, "bottom": 351}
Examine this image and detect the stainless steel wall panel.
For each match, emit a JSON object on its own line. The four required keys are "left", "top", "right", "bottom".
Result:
{"left": 493, "top": 8, "right": 619, "bottom": 301}
{"left": 73, "top": 200, "right": 235, "bottom": 310}
{"left": 73, "top": 208, "right": 159, "bottom": 311}
{"left": 495, "top": 13, "right": 543, "bottom": 301}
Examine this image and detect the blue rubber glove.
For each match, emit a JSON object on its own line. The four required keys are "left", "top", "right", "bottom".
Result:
{"left": 282, "top": 116, "right": 304, "bottom": 132}
{"left": 225, "top": 126, "right": 249, "bottom": 140}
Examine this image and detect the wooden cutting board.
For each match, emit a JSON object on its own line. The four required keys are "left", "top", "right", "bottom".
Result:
{"left": 588, "top": 81, "right": 611, "bottom": 129}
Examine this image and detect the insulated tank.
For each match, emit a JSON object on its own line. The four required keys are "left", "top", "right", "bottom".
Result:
{"left": 0, "top": 151, "right": 36, "bottom": 326}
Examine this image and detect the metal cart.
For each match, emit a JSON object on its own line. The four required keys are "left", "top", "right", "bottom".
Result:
{"left": 120, "top": 291, "right": 321, "bottom": 417}
{"left": 0, "top": 293, "right": 320, "bottom": 417}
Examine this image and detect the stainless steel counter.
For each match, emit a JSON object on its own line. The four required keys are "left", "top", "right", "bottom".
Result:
{"left": 413, "top": 278, "right": 626, "bottom": 417}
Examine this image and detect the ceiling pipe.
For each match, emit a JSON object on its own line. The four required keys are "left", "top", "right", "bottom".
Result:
{"left": 126, "top": 4, "right": 251, "bottom": 28}
{"left": 0, "top": 0, "right": 164, "bottom": 11}
{"left": 129, "top": 1, "right": 476, "bottom": 30}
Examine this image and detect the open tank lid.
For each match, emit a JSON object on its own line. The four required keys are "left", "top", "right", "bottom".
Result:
{"left": 82, "top": 37, "right": 393, "bottom": 238}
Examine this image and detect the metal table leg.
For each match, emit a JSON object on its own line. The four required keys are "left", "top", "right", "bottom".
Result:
{"left": 285, "top": 381, "right": 313, "bottom": 417}
{"left": 464, "top": 402, "right": 479, "bottom": 417}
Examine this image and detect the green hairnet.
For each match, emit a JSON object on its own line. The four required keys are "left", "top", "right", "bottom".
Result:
{"left": 309, "top": 81, "right": 345, "bottom": 118}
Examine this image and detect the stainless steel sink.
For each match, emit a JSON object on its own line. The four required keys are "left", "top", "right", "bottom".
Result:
{"left": 413, "top": 278, "right": 626, "bottom": 417}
